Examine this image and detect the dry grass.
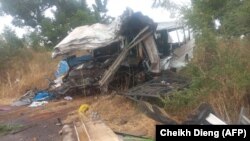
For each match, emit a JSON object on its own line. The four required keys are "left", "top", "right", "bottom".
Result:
{"left": 163, "top": 38, "right": 250, "bottom": 123}
{"left": 0, "top": 49, "right": 58, "bottom": 104}
{"left": 85, "top": 94, "right": 156, "bottom": 138}
{"left": 206, "top": 39, "right": 250, "bottom": 122}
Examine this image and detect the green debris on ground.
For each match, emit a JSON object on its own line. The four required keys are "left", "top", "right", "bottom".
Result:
{"left": 0, "top": 124, "right": 23, "bottom": 136}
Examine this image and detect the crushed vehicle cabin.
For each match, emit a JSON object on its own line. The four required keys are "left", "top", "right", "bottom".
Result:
{"left": 49, "top": 11, "right": 194, "bottom": 96}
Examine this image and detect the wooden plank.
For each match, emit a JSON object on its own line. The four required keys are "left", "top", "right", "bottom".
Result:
{"left": 85, "top": 120, "right": 120, "bottom": 141}
{"left": 74, "top": 122, "right": 90, "bottom": 141}
{"left": 79, "top": 113, "right": 119, "bottom": 141}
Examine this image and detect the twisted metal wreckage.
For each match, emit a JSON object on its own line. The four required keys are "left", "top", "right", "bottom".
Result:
{"left": 49, "top": 11, "right": 194, "bottom": 97}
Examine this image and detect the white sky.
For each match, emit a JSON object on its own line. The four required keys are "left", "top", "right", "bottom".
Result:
{"left": 88, "top": 0, "right": 190, "bottom": 22}
{"left": 0, "top": 15, "right": 28, "bottom": 37}
{"left": 101, "top": 0, "right": 173, "bottom": 22}
{"left": 0, "top": 0, "right": 190, "bottom": 37}
{"left": 0, "top": 15, "right": 13, "bottom": 32}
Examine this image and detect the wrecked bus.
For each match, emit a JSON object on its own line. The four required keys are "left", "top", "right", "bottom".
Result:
{"left": 49, "top": 11, "right": 194, "bottom": 95}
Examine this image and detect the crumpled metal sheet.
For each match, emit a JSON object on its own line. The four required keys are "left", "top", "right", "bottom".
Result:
{"left": 55, "top": 60, "right": 70, "bottom": 78}
{"left": 52, "top": 20, "right": 121, "bottom": 58}
{"left": 156, "top": 21, "right": 182, "bottom": 31}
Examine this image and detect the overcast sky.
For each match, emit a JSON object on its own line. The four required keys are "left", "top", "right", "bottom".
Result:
{"left": 88, "top": 0, "right": 190, "bottom": 22}
{"left": 0, "top": 0, "right": 190, "bottom": 37}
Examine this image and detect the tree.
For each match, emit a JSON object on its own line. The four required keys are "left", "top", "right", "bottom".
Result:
{"left": 92, "top": 0, "right": 113, "bottom": 23}
{"left": 155, "top": 0, "right": 250, "bottom": 38}
{"left": 1, "top": 27, "right": 24, "bottom": 48}
{"left": 39, "top": 0, "right": 98, "bottom": 47}
{"left": 183, "top": 0, "right": 250, "bottom": 37}
{"left": 0, "top": 0, "right": 53, "bottom": 28}
{"left": 0, "top": 0, "right": 108, "bottom": 47}
{"left": 221, "top": 0, "right": 250, "bottom": 36}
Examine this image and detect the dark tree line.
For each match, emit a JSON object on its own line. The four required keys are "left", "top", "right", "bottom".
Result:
{"left": 0, "top": 0, "right": 111, "bottom": 48}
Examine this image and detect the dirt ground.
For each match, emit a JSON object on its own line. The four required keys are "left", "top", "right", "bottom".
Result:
{"left": 0, "top": 94, "right": 156, "bottom": 141}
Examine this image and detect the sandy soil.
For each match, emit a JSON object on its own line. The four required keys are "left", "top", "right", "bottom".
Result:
{"left": 0, "top": 94, "right": 156, "bottom": 141}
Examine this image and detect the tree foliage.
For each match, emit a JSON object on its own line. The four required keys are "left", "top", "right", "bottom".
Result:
{"left": 92, "top": 0, "right": 113, "bottom": 23}
{"left": 183, "top": 0, "right": 250, "bottom": 37}
{"left": 0, "top": 27, "right": 24, "bottom": 48}
{"left": 152, "top": 0, "right": 180, "bottom": 18}
{"left": 0, "top": 0, "right": 110, "bottom": 47}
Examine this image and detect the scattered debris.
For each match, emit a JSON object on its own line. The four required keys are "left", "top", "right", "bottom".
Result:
{"left": 56, "top": 118, "right": 63, "bottom": 126}
{"left": 90, "top": 111, "right": 100, "bottom": 121}
{"left": 115, "top": 131, "right": 153, "bottom": 141}
{"left": 124, "top": 70, "right": 189, "bottom": 100}
{"left": 183, "top": 103, "right": 227, "bottom": 125}
{"left": 78, "top": 104, "right": 89, "bottom": 114}
{"left": 64, "top": 96, "right": 73, "bottom": 101}
{"left": 58, "top": 130, "right": 63, "bottom": 136}
{"left": 33, "top": 91, "right": 54, "bottom": 101}
{"left": 28, "top": 101, "right": 48, "bottom": 108}
{"left": 238, "top": 107, "right": 250, "bottom": 124}
{"left": 205, "top": 113, "right": 227, "bottom": 125}
{"left": 11, "top": 90, "right": 35, "bottom": 107}
{"left": 137, "top": 102, "right": 228, "bottom": 125}
{"left": 12, "top": 90, "right": 54, "bottom": 107}
{"left": 137, "top": 101, "right": 179, "bottom": 124}
{"left": 60, "top": 124, "right": 75, "bottom": 141}
{"left": 11, "top": 99, "right": 31, "bottom": 107}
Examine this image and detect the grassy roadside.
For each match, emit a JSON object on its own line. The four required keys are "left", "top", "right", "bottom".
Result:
{"left": 0, "top": 48, "right": 58, "bottom": 104}
{"left": 163, "top": 38, "right": 250, "bottom": 123}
